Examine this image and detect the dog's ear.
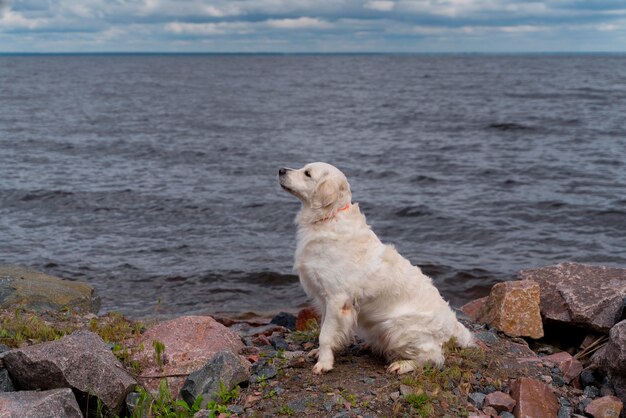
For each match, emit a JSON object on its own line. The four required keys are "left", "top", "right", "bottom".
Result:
{"left": 311, "top": 178, "right": 349, "bottom": 209}
{"left": 311, "top": 179, "right": 339, "bottom": 209}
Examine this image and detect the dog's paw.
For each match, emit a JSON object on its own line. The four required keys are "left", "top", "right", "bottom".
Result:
{"left": 387, "top": 360, "right": 418, "bottom": 375}
{"left": 307, "top": 348, "right": 319, "bottom": 358}
{"left": 312, "top": 360, "right": 333, "bottom": 374}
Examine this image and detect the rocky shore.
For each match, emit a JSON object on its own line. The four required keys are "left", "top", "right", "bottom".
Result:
{"left": 1, "top": 262, "right": 625, "bottom": 418}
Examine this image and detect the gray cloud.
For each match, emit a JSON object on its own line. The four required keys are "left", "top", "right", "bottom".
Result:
{"left": 1, "top": 0, "right": 625, "bottom": 52}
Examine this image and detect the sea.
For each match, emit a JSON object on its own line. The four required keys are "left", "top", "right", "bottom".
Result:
{"left": 1, "top": 53, "right": 625, "bottom": 319}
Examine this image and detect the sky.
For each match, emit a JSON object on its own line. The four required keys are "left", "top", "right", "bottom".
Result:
{"left": 0, "top": 0, "right": 625, "bottom": 53}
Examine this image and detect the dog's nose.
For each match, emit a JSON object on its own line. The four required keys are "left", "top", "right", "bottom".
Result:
{"left": 279, "top": 168, "right": 287, "bottom": 176}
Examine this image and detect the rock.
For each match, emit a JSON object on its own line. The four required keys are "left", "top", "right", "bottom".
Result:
{"left": 592, "top": 320, "right": 626, "bottom": 402}
{"left": 125, "top": 392, "right": 148, "bottom": 418}
{"left": 0, "top": 368, "right": 15, "bottom": 392}
{"left": 482, "top": 406, "right": 498, "bottom": 417}
{"left": 133, "top": 315, "right": 244, "bottom": 397}
{"left": 510, "top": 377, "right": 559, "bottom": 418}
{"left": 500, "top": 412, "right": 514, "bottom": 418}
{"left": 468, "top": 392, "right": 486, "bottom": 409}
{"left": 0, "top": 388, "right": 82, "bottom": 418}
{"left": 476, "top": 280, "right": 544, "bottom": 339}
{"left": 0, "top": 265, "right": 100, "bottom": 313}
{"left": 296, "top": 307, "right": 320, "bottom": 331}
{"left": 585, "top": 385, "right": 600, "bottom": 399}
{"left": 271, "top": 335, "right": 289, "bottom": 351}
{"left": 474, "top": 330, "right": 499, "bottom": 346}
{"left": 584, "top": 395, "right": 623, "bottom": 418}
{"left": 399, "top": 384, "right": 415, "bottom": 396}
{"left": 558, "top": 405, "right": 573, "bottom": 418}
{"left": 460, "top": 296, "right": 489, "bottom": 321}
{"left": 229, "top": 322, "right": 288, "bottom": 338}
{"left": 2, "top": 330, "right": 135, "bottom": 415}
{"left": 581, "top": 369, "right": 597, "bottom": 387}
{"left": 180, "top": 350, "right": 250, "bottom": 408}
{"left": 543, "top": 351, "right": 583, "bottom": 383}
{"left": 270, "top": 312, "right": 296, "bottom": 330}
{"left": 249, "top": 358, "right": 277, "bottom": 383}
{"left": 483, "top": 391, "right": 516, "bottom": 413}
{"left": 519, "top": 263, "right": 626, "bottom": 332}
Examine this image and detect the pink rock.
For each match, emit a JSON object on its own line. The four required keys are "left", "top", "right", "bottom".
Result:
{"left": 543, "top": 351, "right": 583, "bottom": 383}
{"left": 476, "top": 280, "right": 544, "bottom": 339}
{"left": 519, "top": 263, "right": 626, "bottom": 332}
{"left": 510, "top": 377, "right": 559, "bottom": 418}
{"left": 481, "top": 406, "right": 499, "bottom": 417}
{"left": 484, "top": 391, "right": 516, "bottom": 413}
{"left": 585, "top": 396, "right": 623, "bottom": 418}
{"left": 460, "top": 297, "right": 489, "bottom": 321}
{"left": 134, "top": 315, "right": 244, "bottom": 397}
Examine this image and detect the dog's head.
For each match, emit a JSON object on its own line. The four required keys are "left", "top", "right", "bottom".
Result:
{"left": 279, "top": 162, "right": 352, "bottom": 222}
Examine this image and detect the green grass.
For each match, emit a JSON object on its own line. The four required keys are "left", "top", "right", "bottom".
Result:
{"left": 405, "top": 393, "right": 434, "bottom": 417}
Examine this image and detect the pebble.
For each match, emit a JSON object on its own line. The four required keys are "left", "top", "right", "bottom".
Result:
{"left": 483, "top": 385, "right": 497, "bottom": 394}
{"left": 468, "top": 392, "right": 486, "bottom": 409}
{"left": 600, "top": 385, "right": 615, "bottom": 397}
{"left": 228, "top": 405, "right": 244, "bottom": 414}
{"left": 475, "top": 331, "right": 499, "bottom": 345}
{"left": 270, "top": 335, "right": 289, "bottom": 351}
{"left": 580, "top": 369, "right": 596, "bottom": 387}
{"left": 577, "top": 399, "right": 592, "bottom": 414}
{"left": 500, "top": 412, "right": 514, "bottom": 418}
{"left": 558, "top": 406, "right": 572, "bottom": 418}
{"left": 541, "top": 375, "right": 553, "bottom": 384}
{"left": 553, "top": 375, "right": 565, "bottom": 387}
{"left": 270, "top": 312, "right": 296, "bottom": 330}
{"left": 583, "top": 386, "right": 599, "bottom": 399}
{"left": 389, "top": 391, "right": 400, "bottom": 401}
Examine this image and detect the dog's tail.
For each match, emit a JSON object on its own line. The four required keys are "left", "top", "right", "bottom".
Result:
{"left": 453, "top": 321, "right": 475, "bottom": 348}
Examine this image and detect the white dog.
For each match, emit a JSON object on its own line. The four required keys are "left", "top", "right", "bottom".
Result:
{"left": 279, "top": 162, "right": 474, "bottom": 375}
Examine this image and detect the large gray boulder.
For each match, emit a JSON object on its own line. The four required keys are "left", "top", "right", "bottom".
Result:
{"left": 2, "top": 330, "right": 135, "bottom": 415}
{"left": 0, "top": 265, "right": 100, "bottom": 313}
{"left": 519, "top": 262, "right": 626, "bottom": 332}
{"left": 180, "top": 350, "right": 250, "bottom": 408}
{"left": 0, "top": 388, "right": 82, "bottom": 418}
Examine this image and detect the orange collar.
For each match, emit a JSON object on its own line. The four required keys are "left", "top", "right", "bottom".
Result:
{"left": 337, "top": 203, "right": 351, "bottom": 212}
{"left": 315, "top": 203, "right": 351, "bottom": 223}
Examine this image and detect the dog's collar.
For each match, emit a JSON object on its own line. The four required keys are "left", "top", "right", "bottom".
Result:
{"left": 315, "top": 203, "right": 351, "bottom": 223}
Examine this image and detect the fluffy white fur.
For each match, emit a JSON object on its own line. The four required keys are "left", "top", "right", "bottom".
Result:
{"left": 279, "top": 162, "right": 474, "bottom": 375}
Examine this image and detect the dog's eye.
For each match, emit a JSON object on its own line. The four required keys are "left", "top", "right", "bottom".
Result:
{"left": 304, "top": 170, "right": 311, "bottom": 178}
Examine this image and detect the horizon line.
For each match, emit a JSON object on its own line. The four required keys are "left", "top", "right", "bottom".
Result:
{"left": 1, "top": 51, "right": 625, "bottom": 56}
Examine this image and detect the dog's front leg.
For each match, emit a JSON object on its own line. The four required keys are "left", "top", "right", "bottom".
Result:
{"left": 312, "top": 298, "right": 356, "bottom": 374}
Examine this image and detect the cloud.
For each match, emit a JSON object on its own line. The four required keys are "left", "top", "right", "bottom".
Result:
{"left": 265, "top": 17, "right": 331, "bottom": 29}
{"left": 1, "top": 0, "right": 625, "bottom": 51}
{"left": 364, "top": 1, "right": 395, "bottom": 12}
{"left": 165, "top": 17, "right": 331, "bottom": 36}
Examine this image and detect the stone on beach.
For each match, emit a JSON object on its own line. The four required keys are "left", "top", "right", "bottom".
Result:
{"left": 0, "top": 265, "right": 100, "bottom": 314}
{"left": 584, "top": 395, "right": 623, "bottom": 418}
{"left": 592, "top": 319, "right": 626, "bottom": 403}
{"left": 133, "top": 315, "right": 245, "bottom": 397}
{"left": 483, "top": 391, "right": 516, "bottom": 413}
{"left": 180, "top": 349, "right": 250, "bottom": 408}
{"left": 2, "top": 331, "right": 135, "bottom": 415}
{"left": 476, "top": 280, "right": 544, "bottom": 339}
{"left": 542, "top": 351, "right": 583, "bottom": 384}
{"left": 460, "top": 296, "right": 489, "bottom": 322}
{"left": 0, "top": 388, "right": 83, "bottom": 418}
{"left": 510, "top": 377, "right": 559, "bottom": 418}
{"left": 519, "top": 262, "right": 626, "bottom": 332}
